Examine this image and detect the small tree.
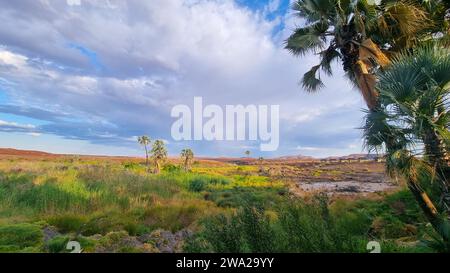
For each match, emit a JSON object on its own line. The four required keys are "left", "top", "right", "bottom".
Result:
{"left": 180, "top": 148, "right": 194, "bottom": 172}
{"left": 258, "top": 156, "right": 264, "bottom": 173}
{"left": 137, "top": 135, "right": 151, "bottom": 170}
{"left": 245, "top": 150, "right": 250, "bottom": 158}
{"left": 151, "top": 140, "right": 167, "bottom": 174}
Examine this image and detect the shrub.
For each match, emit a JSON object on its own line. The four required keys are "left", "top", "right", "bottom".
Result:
{"left": 46, "top": 235, "right": 70, "bottom": 253}
{"left": 122, "top": 162, "right": 141, "bottom": 170}
{"left": 189, "top": 178, "right": 207, "bottom": 192}
{"left": 143, "top": 202, "right": 206, "bottom": 232}
{"left": 163, "top": 164, "right": 182, "bottom": 173}
{"left": 0, "top": 223, "right": 43, "bottom": 250}
{"left": 208, "top": 177, "right": 230, "bottom": 185}
{"left": 186, "top": 197, "right": 370, "bottom": 253}
{"left": 275, "top": 199, "right": 368, "bottom": 252}
{"left": 47, "top": 214, "right": 87, "bottom": 233}
{"left": 207, "top": 187, "right": 285, "bottom": 208}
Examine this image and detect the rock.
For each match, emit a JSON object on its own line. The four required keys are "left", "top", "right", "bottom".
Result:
{"left": 42, "top": 226, "right": 61, "bottom": 243}
{"left": 92, "top": 231, "right": 157, "bottom": 253}
{"left": 88, "top": 234, "right": 103, "bottom": 241}
{"left": 138, "top": 229, "right": 193, "bottom": 253}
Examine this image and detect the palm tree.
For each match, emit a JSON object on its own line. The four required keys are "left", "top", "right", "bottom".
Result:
{"left": 180, "top": 148, "right": 194, "bottom": 172}
{"left": 137, "top": 135, "right": 151, "bottom": 170}
{"left": 363, "top": 45, "right": 450, "bottom": 243}
{"left": 245, "top": 150, "right": 251, "bottom": 158}
{"left": 419, "top": 0, "right": 449, "bottom": 36}
{"left": 285, "top": 0, "right": 429, "bottom": 109}
{"left": 151, "top": 140, "right": 168, "bottom": 174}
{"left": 258, "top": 156, "right": 264, "bottom": 173}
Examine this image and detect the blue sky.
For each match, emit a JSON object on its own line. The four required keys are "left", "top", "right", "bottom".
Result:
{"left": 0, "top": 0, "right": 367, "bottom": 158}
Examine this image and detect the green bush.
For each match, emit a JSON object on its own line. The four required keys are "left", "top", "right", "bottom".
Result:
{"left": 186, "top": 197, "right": 371, "bottom": 253}
{"left": 122, "top": 162, "right": 141, "bottom": 170}
{"left": 123, "top": 222, "right": 150, "bottom": 236}
{"left": 0, "top": 223, "right": 43, "bottom": 250}
{"left": 46, "top": 235, "right": 70, "bottom": 253}
{"left": 275, "top": 199, "right": 368, "bottom": 252}
{"left": 47, "top": 214, "right": 87, "bottom": 233}
{"left": 186, "top": 206, "right": 275, "bottom": 253}
{"left": 207, "top": 187, "right": 285, "bottom": 208}
{"left": 208, "top": 177, "right": 230, "bottom": 185}
{"left": 163, "top": 164, "right": 182, "bottom": 173}
{"left": 189, "top": 178, "right": 207, "bottom": 192}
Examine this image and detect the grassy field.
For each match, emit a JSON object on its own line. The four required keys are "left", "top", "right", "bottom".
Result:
{"left": 0, "top": 152, "right": 441, "bottom": 253}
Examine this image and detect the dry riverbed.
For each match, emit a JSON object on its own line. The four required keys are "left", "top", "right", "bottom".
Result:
{"left": 254, "top": 160, "right": 399, "bottom": 196}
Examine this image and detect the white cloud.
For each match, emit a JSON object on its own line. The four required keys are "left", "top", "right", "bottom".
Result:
{"left": 268, "top": 0, "right": 281, "bottom": 12}
{"left": 0, "top": 119, "right": 35, "bottom": 129}
{"left": 66, "top": 0, "right": 82, "bottom": 6}
{"left": 0, "top": 0, "right": 367, "bottom": 157}
{"left": 0, "top": 50, "right": 28, "bottom": 68}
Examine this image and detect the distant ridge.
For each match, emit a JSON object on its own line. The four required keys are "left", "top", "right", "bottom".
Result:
{"left": 0, "top": 148, "right": 54, "bottom": 156}
{"left": 323, "top": 153, "right": 381, "bottom": 160}
{"left": 0, "top": 148, "right": 382, "bottom": 161}
{"left": 275, "top": 155, "right": 316, "bottom": 160}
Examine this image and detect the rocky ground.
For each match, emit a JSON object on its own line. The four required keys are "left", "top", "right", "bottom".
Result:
{"left": 251, "top": 160, "right": 398, "bottom": 196}
{"left": 43, "top": 225, "right": 193, "bottom": 253}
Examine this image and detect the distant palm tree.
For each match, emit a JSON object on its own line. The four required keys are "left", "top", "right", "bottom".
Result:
{"left": 180, "top": 148, "right": 194, "bottom": 172}
{"left": 258, "top": 156, "right": 264, "bottom": 173}
{"left": 245, "top": 150, "right": 250, "bottom": 158}
{"left": 137, "top": 135, "right": 151, "bottom": 170}
{"left": 151, "top": 140, "right": 167, "bottom": 174}
{"left": 285, "top": 0, "right": 429, "bottom": 109}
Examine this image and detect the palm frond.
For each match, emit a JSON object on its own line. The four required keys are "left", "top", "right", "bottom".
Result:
{"left": 285, "top": 21, "right": 330, "bottom": 56}
{"left": 319, "top": 46, "right": 341, "bottom": 75}
{"left": 301, "top": 65, "right": 324, "bottom": 92}
{"left": 292, "top": 0, "right": 336, "bottom": 23}
{"left": 378, "top": 1, "right": 430, "bottom": 49}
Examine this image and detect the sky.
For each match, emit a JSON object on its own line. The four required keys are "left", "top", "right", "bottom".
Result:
{"left": 0, "top": 0, "right": 368, "bottom": 158}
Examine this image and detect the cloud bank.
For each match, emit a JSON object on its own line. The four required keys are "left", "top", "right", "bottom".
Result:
{"left": 0, "top": 0, "right": 367, "bottom": 157}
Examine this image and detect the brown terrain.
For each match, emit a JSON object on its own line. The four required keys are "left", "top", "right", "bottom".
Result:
{"left": 0, "top": 148, "right": 397, "bottom": 196}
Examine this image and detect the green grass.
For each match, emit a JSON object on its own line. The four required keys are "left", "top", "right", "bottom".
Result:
{"left": 186, "top": 194, "right": 431, "bottom": 253}
{"left": 0, "top": 158, "right": 441, "bottom": 252}
{"left": 0, "top": 223, "right": 43, "bottom": 252}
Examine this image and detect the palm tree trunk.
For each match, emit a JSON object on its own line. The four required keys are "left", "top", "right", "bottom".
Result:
{"left": 155, "top": 160, "right": 160, "bottom": 174}
{"left": 423, "top": 128, "right": 447, "bottom": 168}
{"left": 354, "top": 60, "right": 378, "bottom": 110}
{"left": 144, "top": 145, "right": 149, "bottom": 171}
{"left": 423, "top": 128, "right": 450, "bottom": 212}
{"left": 407, "top": 181, "right": 449, "bottom": 242}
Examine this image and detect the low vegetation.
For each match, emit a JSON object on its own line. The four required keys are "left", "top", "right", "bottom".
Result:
{"left": 0, "top": 156, "right": 445, "bottom": 252}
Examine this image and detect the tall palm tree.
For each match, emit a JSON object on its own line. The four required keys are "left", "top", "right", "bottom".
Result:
{"left": 245, "top": 150, "right": 251, "bottom": 158}
{"left": 137, "top": 135, "right": 151, "bottom": 170}
{"left": 363, "top": 45, "right": 450, "bottom": 243}
{"left": 285, "top": 0, "right": 429, "bottom": 109}
{"left": 180, "top": 148, "right": 194, "bottom": 172}
{"left": 151, "top": 140, "right": 168, "bottom": 174}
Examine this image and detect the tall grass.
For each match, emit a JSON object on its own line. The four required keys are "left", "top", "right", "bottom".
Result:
{"left": 0, "top": 161, "right": 229, "bottom": 239}
{"left": 0, "top": 158, "right": 436, "bottom": 253}
{"left": 186, "top": 196, "right": 369, "bottom": 253}
{"left": 185, "top": 193, "right": 432, "bottom": 253}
